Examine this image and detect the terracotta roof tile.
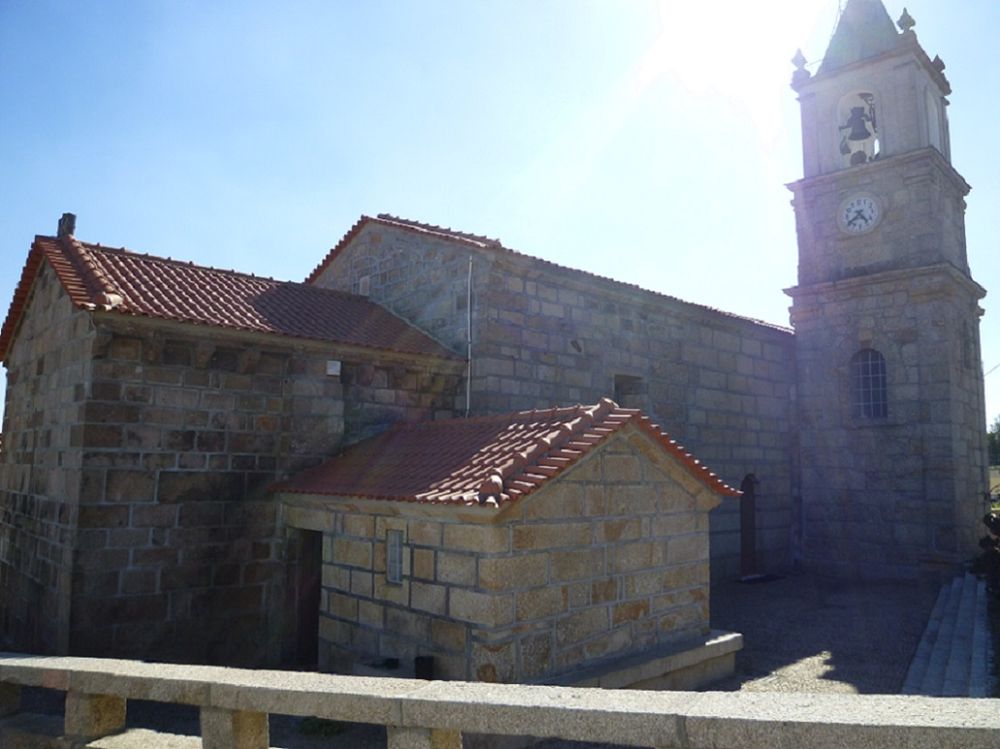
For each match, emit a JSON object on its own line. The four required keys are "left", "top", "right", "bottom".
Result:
{"left": 274, "top": 398, "right": 739, "bottom": 505}
{"left": 306, "top": 214, "right": 792, "bottom": 334}
{"left": 0, "top": 235, "right": 459, "bottom": 362}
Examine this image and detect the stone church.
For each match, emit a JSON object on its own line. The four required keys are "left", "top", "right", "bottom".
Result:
{"left": 0, "top": 0, "right": 988, "bottom": 671}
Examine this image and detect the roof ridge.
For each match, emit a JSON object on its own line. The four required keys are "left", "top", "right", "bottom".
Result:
{"left": 75, "top": 239, "right": 291, "bottom": 288}
{"left": 307, "top": 215, "right": 792, "bottom": 333}
{"left": 60, "top": 236, "right": 122, "bottom": 308}
{"left": 73, "top": 238, "right": 397, "bottom": 306}
{"left": 375, "top": 213, "right": 503, "bottom": 247}
{"left": 274, "top": 399, "right": 740, "bottom": 505}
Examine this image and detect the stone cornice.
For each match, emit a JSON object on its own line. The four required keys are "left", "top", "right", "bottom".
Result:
{"left": 784, "top": 261, "right": 986, "bottom": 302}
{"left": 786, "top": 147, "right": 971, "bottom": 198}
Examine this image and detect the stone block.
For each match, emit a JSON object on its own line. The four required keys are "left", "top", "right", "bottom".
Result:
{"left": 327, "top": 592, "right": 359, "bottom": 621}
{"left": 78, "top": 505, "right": 130, "bottom": 530}
{"left": 612, "top": 599, "right": 650, "bottom": 626}
{"left": 666, "top": 534, "right": 706, "bottom": 564}
{"left": 551, "top": 548, "right": 605, "bottom": 582}
{"left": 443, "top": 524, "right": 509, "bottom": 553}
{"left": 471, "top": 638, "right": 516, "bottom": 683}
{"left": 200, "top": 707, "right": 268, "bottom": 749}
{"left": 450, "top": 588, "right": 513, "bottom": 627}
{"left": 64, "top": 692, "right": 126, "bottom": 740}
{"left": 595, "top": 518, "right": 642, "bottom": 543}
{"left": 431, "top": 619, "right": 467, "bottom": 653}
{"left": 343, "top": 515, "right": 375, "bottom": 537}
{"left": 332, "top": 538, "right": 373, "bottom": 569}
{"left": 517, "top": 585, "right": 568, "bottom": 622}
{"left": 374, "top": 577, "right": 409, "bottom": 606}
{"left": 479, "top": 554, "right": 548, "bottom": 590}
{"left": 603, "top": 454, "right": 641, "bottom": 482}
{"left": 157, "top": 472, "right": 245, "bottom": 504}
{"left": 436, "top": 553, "right": 476, "bottom": 586}
{"left": 408, "top": 521, "right": 442, "bottom": 547}
{"left": 512, "top": 522, "right": 590, "bottom": 551}
{"left": 387, "top": 727, "right": 462, "bottom": 749}
{"left": 612, "top": 541, "right": 664, "bottom": 573}
{"left": 411, "top": 582, "right": 448, "bottom": 615}
{"left": 524, "top": 484, "right": 584, "bottom": 520}
{"left": 556, "top": 607, "right": 609, "bottom": 646}
{"left": 412, "top": 548, "right": 435, "bottom": 580}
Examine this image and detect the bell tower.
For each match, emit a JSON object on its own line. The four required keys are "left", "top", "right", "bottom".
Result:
{"left": 786, "top": 0, "right": 988, "bottom": 577}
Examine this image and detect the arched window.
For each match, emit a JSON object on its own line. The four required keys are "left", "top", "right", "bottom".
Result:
{"left": 851, "top": 349, "right": 887, "bottom": 419}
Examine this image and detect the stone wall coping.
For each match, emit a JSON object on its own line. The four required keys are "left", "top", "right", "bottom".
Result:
{"left": 554, "top": 630, "right": 743, "bottom": 690}
{"left": 1, "top": 653, "right": 998, "bottom": 748}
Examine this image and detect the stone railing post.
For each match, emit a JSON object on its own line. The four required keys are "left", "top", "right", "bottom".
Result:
{"left": 200, "top": 706, "right": 269, "bottom": 749}
{"left": 64, "top": 691, "right": 126, "bottom": 743}
{"left": 387, "top": 726, "right": 464, "bottom": 749}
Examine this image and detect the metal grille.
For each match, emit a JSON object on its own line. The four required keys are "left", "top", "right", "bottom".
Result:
{"left": 852, "top": 349, "right": 887, "bottom": 419}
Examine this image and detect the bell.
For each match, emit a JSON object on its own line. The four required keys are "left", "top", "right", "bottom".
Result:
{"left": 844, "top": 106, "right": 872, "bottom": 141}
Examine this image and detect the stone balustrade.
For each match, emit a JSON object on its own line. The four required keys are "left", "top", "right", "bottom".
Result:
{"left": 0, "top": 652, "right": 998, "bottom": 749}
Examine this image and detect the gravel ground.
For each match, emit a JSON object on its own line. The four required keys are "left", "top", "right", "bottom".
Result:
{"left": 20, "top": 571, "right": 939, "bottom": 748}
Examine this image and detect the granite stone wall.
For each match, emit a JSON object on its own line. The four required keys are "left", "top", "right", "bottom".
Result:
{"left": 67, "top": 320, "right": 463, "bottom": 664}
{"left": 312, "top": 223, "right": 798, "bottom": 578}
{"left": 791, "top": 265, "right": 988, "bottom": 576}
{"left": 286, "top": 430, "right": 718, "bottom": 684}
{"left": 0, "top": 264, "right": 92, "bottom": 654}
{"left": 0, "top": 266, "right": 464, "bottom": 663}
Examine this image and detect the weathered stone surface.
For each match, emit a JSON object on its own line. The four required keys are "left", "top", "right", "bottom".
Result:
{"left": 200, "top": 707, "right": 268, "bottom": 749}
{"left": 64, "top": 691, "right": 126, "bottom": 740}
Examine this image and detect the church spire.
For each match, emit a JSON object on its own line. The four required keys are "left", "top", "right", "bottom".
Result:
{"left": 819, "top": 0, "right": 900, "bottom": 74}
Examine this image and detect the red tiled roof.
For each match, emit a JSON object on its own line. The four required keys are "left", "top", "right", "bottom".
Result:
{"left": 306, "top": 214, "right": 792, "bottom": 334}
{"left": 274, "top": 398, "right": 740, "bottom": 505}
{"left": 0, "top": 235, "right": 459, "bottom": 362}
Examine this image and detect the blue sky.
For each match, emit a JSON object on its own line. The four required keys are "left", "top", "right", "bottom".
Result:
{"left": 1, "top": 0, "right": 998, "bottom": 426}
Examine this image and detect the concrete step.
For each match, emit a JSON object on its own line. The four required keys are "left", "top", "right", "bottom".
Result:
{"left": 941, "top": 573, "right": 978, "bottom": 696}
{"left": 968, "top": 578, "right": 994, "bottom": 698}
{"left": 919, "top": 575, "right": 964, "bottom": 695}
{"left": 902, "top": 580, "right": 950, "bottom": 693}
{"left": 905, "top": 573, "right": 995, "bottom": 698}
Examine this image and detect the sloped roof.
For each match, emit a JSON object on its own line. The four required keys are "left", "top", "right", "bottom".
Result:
{"left": 0, "top": 235, "right": 459, "bottom": 362}
{"left": 274, "top": 398, "right": 740, "bottom": 506}
{"left": 307, "top": 214, "right": 792, "bottom": 334}
{"left": 819, "top": 0, "right": 900, "bottom": 74}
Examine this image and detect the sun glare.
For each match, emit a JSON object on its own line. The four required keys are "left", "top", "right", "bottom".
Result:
{"left": 633, "top": 0, "right": 836, "bottom": 146}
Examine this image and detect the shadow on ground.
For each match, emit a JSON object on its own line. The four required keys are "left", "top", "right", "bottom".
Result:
{"left": 709, "top": 570, "right": 937, "bottom": 694}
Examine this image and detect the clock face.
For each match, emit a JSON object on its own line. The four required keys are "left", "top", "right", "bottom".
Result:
{"left": 838, "top": 194, "right": 880, "bottom": 234}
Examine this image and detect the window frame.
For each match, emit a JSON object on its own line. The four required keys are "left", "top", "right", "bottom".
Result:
{"left": 386, "top": 529, "right": 404, "bottom": 585}
{"left": 851, "top": 348, "right": 888, "bottom": 420}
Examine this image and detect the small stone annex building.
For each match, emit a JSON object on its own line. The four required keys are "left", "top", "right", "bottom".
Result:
{"left": 0, "top": 0, "right": 990, "bottom": 669}
{"left": 275, "top": 399, "right": 738, "bottom": 682}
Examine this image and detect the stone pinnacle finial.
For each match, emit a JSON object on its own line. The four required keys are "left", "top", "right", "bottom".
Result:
{"left": 791, "top": 49, "right": 811, "bottom": 88}
{"left": 897, "top": 8, "right": 915, "bottom": 33}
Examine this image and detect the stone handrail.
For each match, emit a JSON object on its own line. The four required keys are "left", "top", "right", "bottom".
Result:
{"left": 0, "top": 653, "right": 998, "bottom": 748}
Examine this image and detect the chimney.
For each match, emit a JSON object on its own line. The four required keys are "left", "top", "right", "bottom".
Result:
{"left": 57, "top": 213, "right": 76, "bottom": 238}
